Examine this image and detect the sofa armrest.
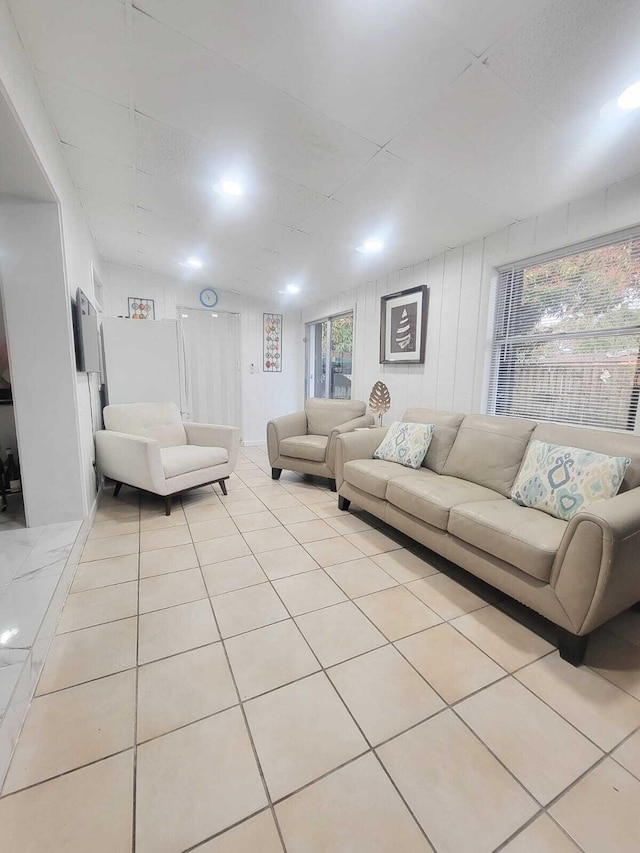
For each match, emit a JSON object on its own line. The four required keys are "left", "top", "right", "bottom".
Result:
{"left": 334, "top": 426, "right": 388, "bottom": 490}
{"left": 326, "top": 414, "right": 376, "bottom": 473}
{"left": 184, "top": 423, "right": 240, "bottom": 470}
{"left": 266, "top": 411, "right": 308, "bottom": 465}
{"left": 95, "top": 430, "right": 166, "bottom": 495}
{"left": 552, "top": 488, "right": 640, "bottom": 634}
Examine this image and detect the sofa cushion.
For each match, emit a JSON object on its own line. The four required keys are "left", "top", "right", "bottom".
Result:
{"left": 280, "top": 434, "right": 328, "bottom": 463}
{"left": 374, "top": 421, "right": 434, "bottom": 468}
{"left": 448, "top": 500, "right": 567, "bottom": 581}
{"left": 532, "top": 422, "right": 640, "bottom": 492}
{"left": 305, "top": 398, "right": 366, "bottom": 436}
{"left": 386, "top": 472, "right": 505, "bottom": 531}
{"left": 512, "top": 439, "right": 630, "bottom": 521}
{"left": 403, "top": 408, "right": 465, "bottom": 473}
{"left": 443, "top": 413, "right": 536, "bottom": 497}
{"left": 343, "top": 459, "right": 424, "bottom": 499}
{"left": 161, "top": 445, "right": 228, "bottom": 479}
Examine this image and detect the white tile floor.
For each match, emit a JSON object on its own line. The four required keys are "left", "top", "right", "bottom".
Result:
{"left": 2, "top": 445, "right": 640, "bottom": 851}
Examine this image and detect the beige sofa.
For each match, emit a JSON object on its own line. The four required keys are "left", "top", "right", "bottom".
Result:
{"left": 267, "top": 398, "right": 374, "bottom": 490}
{"left": 335, "top": 407, "right": 640, "bottom": 665}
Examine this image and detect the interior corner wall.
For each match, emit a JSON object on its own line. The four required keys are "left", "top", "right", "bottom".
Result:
{"left": 302, "top": 172, "right": 640, "bottom": 422}
{"left": 101, "top": 263, "right": 304, "bottom": 444}
{"left": 0, "top": 199, "right": 85, "bottom": 525}
{"left": 0, "top": 0, "right": 104, "bottom": 518}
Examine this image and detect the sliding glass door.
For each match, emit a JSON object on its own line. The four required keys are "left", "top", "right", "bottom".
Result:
{"left": 305, "top": 312, "right": 354, "bottom": 400}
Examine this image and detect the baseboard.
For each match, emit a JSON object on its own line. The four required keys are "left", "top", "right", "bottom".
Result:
{"left": 242, "top": 440, "right": 268, "bottom": 447}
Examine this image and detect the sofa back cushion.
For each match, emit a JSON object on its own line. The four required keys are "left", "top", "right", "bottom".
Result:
{"left": 443, "top": 413, "right": 536, "bottom": 496}
{"left": 374, "top": 421, "right": 434, "bottom": 468}
{"left": 531, "top": 422, "right": 640, "bottom": 492}
{"left": 512, "top": 439, "right": 630, "bottom": 520}
{"left": 403, "top": 407, "right": 465, "bottom": 474}
{"left": 305, "top": 398, "right": 366, "bottom": 436}
{"left": 104, "top": 402, "right": 187, "bottom": 448}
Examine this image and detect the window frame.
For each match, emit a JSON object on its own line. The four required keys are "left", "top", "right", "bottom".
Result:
{"left": 304, "top": 309, "right": 355, "bottom": 400}
{"left": 487, "top": 226, "right": 640, "bottom": 434}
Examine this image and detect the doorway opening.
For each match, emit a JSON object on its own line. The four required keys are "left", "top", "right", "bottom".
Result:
{"left": 178, "top": 306, "right": 242, "bottom": 431}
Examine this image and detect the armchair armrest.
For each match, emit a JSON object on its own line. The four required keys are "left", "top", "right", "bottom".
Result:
{"left": 184, "top": 423, "right": 240, "bottom": 470}
{"left": 95, "top": 430, "right": 166, "bottom": 495}
{"left": 552, "top": 488, "right": 640, "bottom": 634}
{"left": 266, "top": 410, "right": 308, "bottom": 465}
{"left": 334, "top": 426, "right": 388, "bottom": 490}
{"left": 326, "top": 414, "right": 376, "bottom": 473}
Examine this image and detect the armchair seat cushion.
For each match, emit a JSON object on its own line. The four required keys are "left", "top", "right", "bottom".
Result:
{"left": 448, "top": 500, "right": 567, "bottom": 581}
{"left": 279, "top": 434, "right": 328, "bottom": 463}
{"left": 161, "top": 445, "right": 228, "bottom": 479}
{"left": 343, "top": 459, "right": 425, "bottom": 499}
{"left": 386, "top": 473, "right": 505, "bottom": 530}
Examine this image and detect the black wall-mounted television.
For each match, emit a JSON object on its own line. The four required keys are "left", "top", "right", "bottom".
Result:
{"left": 74, "top": 288, "right": 101, "bottom": 373}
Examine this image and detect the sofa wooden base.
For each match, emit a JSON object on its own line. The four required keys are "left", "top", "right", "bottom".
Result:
{"left": 271, "top": 468, "right": 282, "bottom": 480}
{"left": 338, "top": 495, "right": 351, "bottom": 511}
{"left": 112, "top": 477, "right": 229, "bottom": 515}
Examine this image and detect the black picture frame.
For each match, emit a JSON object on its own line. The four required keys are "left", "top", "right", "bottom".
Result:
{"left": 380, "top": 285, "right": 429, "bottom": 364}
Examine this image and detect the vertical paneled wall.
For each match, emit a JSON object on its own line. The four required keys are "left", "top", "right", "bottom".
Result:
{"left": 302, "top": 173, "right": 640, "bottom": 422}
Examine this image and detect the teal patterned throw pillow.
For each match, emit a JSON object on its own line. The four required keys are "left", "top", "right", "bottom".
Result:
{"left": 512, "top": 439, "right": 630, "bottom": 521}
{"left": 374, "top": 421, "right": 434, "bottom": 469}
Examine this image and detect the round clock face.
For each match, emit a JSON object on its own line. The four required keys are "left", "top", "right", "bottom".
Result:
{"left": 199, "top": 288, "right": 218, "bottom": 308}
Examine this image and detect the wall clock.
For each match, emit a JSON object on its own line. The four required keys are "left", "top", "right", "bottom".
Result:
{"left": 199, "top": 288, "right": 218, "bottom": 308}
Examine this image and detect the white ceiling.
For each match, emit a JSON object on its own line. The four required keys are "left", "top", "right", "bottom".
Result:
{"left": 8, "top": 0, "right": 640, "bottom": 302}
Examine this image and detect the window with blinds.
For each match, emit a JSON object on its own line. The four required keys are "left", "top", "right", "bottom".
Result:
{"left": 488, "top": 233, "right": 640, "bottom": 431}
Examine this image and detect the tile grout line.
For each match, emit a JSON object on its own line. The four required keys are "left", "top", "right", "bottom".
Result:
{"left": 181, "top": 489, "right": 292, "bottom": 853}
{"left": 225, "top": 500, "right": 442, "bottom": 852}
{"left": 131, "top": 491, "right": 141, "bottom": 853}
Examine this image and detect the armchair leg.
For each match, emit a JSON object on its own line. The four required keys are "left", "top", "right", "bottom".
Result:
{"left": 329, "top": 479, "right": 337, "bottom": 492}
{"left": 113, "top": 482, "right": 122, "bottom": 497}
{"left": 558, "top": 629, "right": 588, "bottom": 666}
{"left": 218, "top": 478, "right": 228, "bottom": 496}
{"left": 272, "top": 468, "right": 282, "bottom": 481}
{"left": 338, "top": 496, "right": 351, "bottom": 512}
{"left": 165, "top": 496, "right": 172, "bottom": 516}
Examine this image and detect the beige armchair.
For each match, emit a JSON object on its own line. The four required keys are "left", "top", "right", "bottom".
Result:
{"left": 95, "top": 402, "right": 240, "bottom": 514}
{"left": 267, "top": 398, "right": 374, "bottom": 490}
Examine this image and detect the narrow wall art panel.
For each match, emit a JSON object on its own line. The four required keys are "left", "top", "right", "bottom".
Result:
{"left": 263, "top": 313, "right": 282, "bottom": 372}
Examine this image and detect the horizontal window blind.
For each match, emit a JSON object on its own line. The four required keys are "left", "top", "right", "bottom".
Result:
{"left": 488, "top": 234, "right": 640, "bottom": 431}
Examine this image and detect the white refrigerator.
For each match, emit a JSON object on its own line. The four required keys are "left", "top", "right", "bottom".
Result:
{"left": 102, "top": 318, "right": 182, "bottom": 410}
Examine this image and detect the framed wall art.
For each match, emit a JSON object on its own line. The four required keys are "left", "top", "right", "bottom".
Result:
{"left": 380, "top": 285, "right": 429, "bottom": 364}
{"left": 128, "top": 297, "right": 155, "bottom": 320}
{"left": 263, "top": 313, "right": 282, "bottom": 372}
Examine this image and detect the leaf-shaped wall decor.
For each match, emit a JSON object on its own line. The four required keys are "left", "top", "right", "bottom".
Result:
{"left": 369, "top": 381, "right": 391, "bottom": 425}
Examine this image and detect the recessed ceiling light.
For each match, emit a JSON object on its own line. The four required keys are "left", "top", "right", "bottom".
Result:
{"left": 180, "top": 257, "right": 203, "bottom": 269}
{"left": 219, "top": 179, "right": 243, "bottom": 197}
{"left": 617, "top": 80, "right": 640, "bottom": 111}
{"left": 356, "top": 238, "right": 384, "bottom": 254}
{"left": 279, "top": 283, "right": 300, "bottom": 295}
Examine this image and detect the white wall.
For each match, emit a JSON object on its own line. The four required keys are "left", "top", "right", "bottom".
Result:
{"left": 101, "top": 263, "right": 304, "bottom": 443}
{"left": 0, "top": 0, "right": 103, "bottom": 518}
{"left": 302, "top": 173, "right": 640, "bottom": 423}
{"left": 0, "top": 200, "right": 86, "bottom": 524}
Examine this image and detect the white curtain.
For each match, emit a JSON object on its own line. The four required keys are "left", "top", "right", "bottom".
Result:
{"left": 178, "top": 308, "right": 241, "bottom": 428}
